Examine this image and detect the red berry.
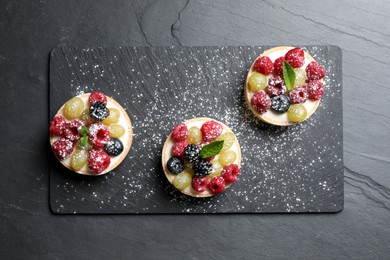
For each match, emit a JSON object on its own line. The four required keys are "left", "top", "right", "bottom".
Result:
{"left": 284, "top": 48, "right": 305, "bottom": 68}
{"left": 172, "top": 141, "right": 189, "bottom": 159}
{"left": 52, "top": 138, "right": 74, "bottom": 160}
{"left": 201, "top": 121, "right": 223, "bottom": 142}
{"left": 172, "top": 123, "right": 188, "bottom": 142}
{"left": 192, "top": 176, "right": 210, "bottom": 192}
{"left": 289, "top": 87, "right": 308, "bottom": 104}
{"left": 88, "top": 123, "right": 110, "bottom": 147}
{"left": 266, "top": 76, "right": 287, "bottom": 97}
{"left": 306, "top": 80, "right": 324, "bottom": 100}
{"left": 205, "top": 156, "right": 215, "bottom": 162}
{"left": 63, "top": 120, "right": 84, "bottom": 141}
{"left": 88, "top": 149, "right": 111, "bottom": 174}
{"left": 222, "top": 164, "right": 240, "bottom": 183}
{"left": 251, "top": 90, "right": 271, "bottom": 114}
{"left": 273, "top": 56, "right": 285, "bottom": 76}
{"left": 306, "top": 62, "right": 325, "bottom": 81}
{"left": 207, "top": 176, "right": 226, "bottom": 194}
{"left": 254, "top": 56, "right": 274, "bottom": 75}
{"left": 89, "top": 92, "right": 107, "bottom": 105}
{"left": 49, "top": 116, "right": 68, "bottom": 136}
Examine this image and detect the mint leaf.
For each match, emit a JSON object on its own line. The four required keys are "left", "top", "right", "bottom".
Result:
{"left": 282, "top": 61, "right": 296, "bottom": 91}
{"left": 80, "top": 125, "right": 89, "bottom": 136}
{"left": 79, "top": 136, "right": 88, "bottom": 146}
{"left": 200, "top": 140, "right": 224, "bottom": 159}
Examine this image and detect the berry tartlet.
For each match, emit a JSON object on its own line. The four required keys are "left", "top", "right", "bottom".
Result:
{"left": 49, "top": 92, "right": 133, "bottom": 175}
{"left": 162, "top": 118, "right": 242, "bottom": 197}
{"left": 245, "top": 46, "right": 326, "bottom": 126}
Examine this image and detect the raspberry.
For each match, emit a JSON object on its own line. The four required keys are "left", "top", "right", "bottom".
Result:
{"left": 88, "top": 149, "right": 111, "bottom": 174}
{"left": 63, "top": 120, "right": 84, "bottom": 141}
{"left": 254, "top": 56, "right": 274, "bottom": 75}
{"left": 289, "top": 87, "right": 308, "bottom": 104}
{"left": 89, "top": 92, "right": 107, "bottom": 105}
{"left": 201, "top": 121, "right": 223, "bottom": 142}
{"left": 285, "top": 48, "right": 305, "bottom": 68}
{"left": 52, "top": 138, "right": 74, "bottom": 160}
{"left": 192, "top": 176, "right": 210, "bottom": 192}
{"left": 222, "top": 164, "right": 240, "bottom": 183}
{"left": 273, "top": 56, "right": 285, "bottom": 76}
{"left": 88, "top": 123, "right": 110, "bottom": 147}
{"left": 172, "top": 141, "right": 189, "bottom": 159}
{"left": 306, "top": 61, "right": 325, "bottom": 81}
{"left": 172, "top": 123, "right": 188, "bottom": 142}
{"left": 49, "top": 116, "right": 68, "bottom": 136}
{"left": 251, "top": 90, "right": 271, "bottom": 114}
{"left": 306, "top": 80, "right": 324, "bottom": 100}
{"left": 208, "top": 176, "right": 225, "bottom": 194}
{"left": 266, "top": 76, "right": 287, "bottom": 97}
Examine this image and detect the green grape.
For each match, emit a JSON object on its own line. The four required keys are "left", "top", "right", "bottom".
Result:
{"left": 79, "top": 109, "right": 94, "bottom": 125}
{"left": 186, "top": 126, "right": 202, "bottom": 144}
{"left": 102, "top": 108, "right": 120, "bottom": 125}
{"left": 70, "top": 148, "right": 87, "bottom": 171}
{"left": 173, "top": 171, "right": 192, "bottom": 190}
{"left": 288, "top": 104, "right": 307, "bottom": 123}
{"left": 208, "top": 160, "right": 223, "bottom": 179}
{"left": 248, "top": 72, "right": 267, "bottom": 92}
{"left": 218, "top": 150, "right": 237, "bottom": 167}
{"left": 294, "top": 68, "right": 307, "bottom": 87}
{"left": 64, "top": 97, "right": 84, "bottom": 119}
{"left": 108, "top": 124, "right": 125, "bottom": 138}
{"left": 216, "top": 132, "right": 236, "bottom": 150}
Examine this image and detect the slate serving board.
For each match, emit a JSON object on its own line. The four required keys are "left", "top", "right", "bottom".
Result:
{"left": 50, "top": 46, "right": 343, "bottom": 214}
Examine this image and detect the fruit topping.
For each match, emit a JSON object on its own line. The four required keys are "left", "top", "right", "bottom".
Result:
{"left": 63, "top": 120, "right": 84, "bottom": 141}
{"left": 88, "top": 149, "right": 111, "bottom": 174}
{"left": 254, "top": 56, "right": 274, "bottom": 75}
{"left": 186, "top": 126, "right": 202, "bottom": 144}
{"left": 104, "top": 138, "right": 124, "bottom": 156}
{"left": 192, "top": 176, "right": 210, "bottom": 192}
{"left": 248, "top": 72, "right": 267, "bottom": 92}
{"left": 79, "top": 109, "right": 95, "bottom": 125}
{"left": 172, "top": 140, "right": 189, "bottom": 159}
{"left": 49, "top": 116, "right": 67, "bottom": 136}
{"left": 284, "top": 47, "right": 305, "bottom": 68}
{"left": 266, "top": 76, "right": 287, "bottom": 96}
{"left": 201, "top": 121, "right": 223, "bottom": 142}
{"left": 270, "top": 95, "right": 291, "bottom": 113}
{"left": 89, "top": 91, "right": 107, "bottom": 105}
{"left": 193, "top": 159, "right": 213, "bottom": 177}
{"left": 172, "top": 123, "right": 189, "bottom": 142}
{"left": 88, "top": 123, "right": 110, "bottom": 148}
{"left": 89, "top": 101, "right": 110, "bottom": 121}
{"left": 251, "top": 90, "right": 271, "bottom": 114}
{"left": 208, "top": 176, "right": 226, "bottom": 194}
{"left": 70, "top": 148, "right": 88, "bottom": 171}
{"left": 273, "top": 56, "right": 285, "bottom": 76}
{"left": 306, "top": 61, "right": 325, "bottom": 81}
{"left": 218, "top": 150, "right": 237, "bottom": 167}
{"left": 289, "top": 87, "right": 308, "bottom": 104}
{"left": 173, "top": 171, "right": 192, "bottom": 190}
{"left": 184, "top": 144, "right": 200, "bottom": 162}
{"left": 294, "top": 68, "right": 307, "bottom": 87}
{"left": 102, "top": 108, "right": 120, "bottom": 125}
{"left": 108, "top": 124, "right": 125, "bottom": 138}
{"left": 306, "top": 80, "right": 324, "bottom": 100}
{"left": 52, "top": 138, "right": 74, "bottom": 160}
{"left": 64, "top": 97, "right": 84, "bottom": 120}
{"left": 222, "top": 164, "right": 240, "bottom": 183}
{"left": 167, "top": 157, "right": 185, "bottom": 174}
{"left": 208, "top": 160, "right": 223, "bottom": 179}
{"left": 288, "top": 104, "right": 308, "bottom": 123}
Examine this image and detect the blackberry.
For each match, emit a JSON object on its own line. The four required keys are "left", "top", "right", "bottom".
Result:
{"left": 104, "top": 138, "right": 124, "bottom": 156}
{"left": 184, "top": 144, "right": 200, "bottom": 162}
{"left": 167, "top": 157, "right": 184, "bottom": 174}
{"left": 90, "top": 101, "right": 110, "bottom": 121}
{"left": 193, "top": 159, "right": 213, "bottom": 177}
{"left": 270, "top": 95, "right": 290, "bottom": 113}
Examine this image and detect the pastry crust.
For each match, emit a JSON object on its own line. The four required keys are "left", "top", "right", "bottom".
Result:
{"left": 50, "top": 93, "right": 133, "bottom": 176}
{"left": 162, "top": 117, "right": 242, "bottom": 198}
{"left": 245, "top": 46, "right": 323, "bottom": 126}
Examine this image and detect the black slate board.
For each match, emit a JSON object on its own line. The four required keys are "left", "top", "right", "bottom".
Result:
{"left": 49, "top": 46, "right": 343, "bottom": 214}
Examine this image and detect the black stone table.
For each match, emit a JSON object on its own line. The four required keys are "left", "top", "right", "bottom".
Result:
{"left": 1, "top": 0, "right": 389, "bottom": 258}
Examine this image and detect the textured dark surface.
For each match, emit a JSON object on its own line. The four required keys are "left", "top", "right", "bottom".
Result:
{"left": 50, "top": 46, "right": 343, "bottom": 214}
{"left": 1, "top": 0, "right": 389, "bottom": 258}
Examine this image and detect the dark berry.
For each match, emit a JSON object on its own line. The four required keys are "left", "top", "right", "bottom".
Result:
{"left": 172, "top": 141, "right": 188, "bottom": 159}
{"left": 89, "top": 123, "right": 110, "bottom": 147}
{"left": 273, "top": 56, "right": 285, "bottom": 76}
{"left": 289, "top": 87, "right": 308, "bottom": 104}
{"left": 254, "top": 56, "right": 274, "bottom": 75}
{"left": 193, "top": 159, "right": 213, "bottom": 177}
{"left": 89, "top": 101, "right": 110, "bottom": 121}
{"left": 266, "top": 76, "right": 287, "bottom": 97}
{"left": 192, "top": 176, "right": 210, "bottom": 192}
{"left": 251, "top": 90, "right": 271, "bottom": 114}
{"left": 172, "top": 123, "right": 188, "bottom": 142}
{"left": 104, "top": 138, "right": 124, "bottom": 156}
{"left": 222, "top": 164, "right": 240, "bottom": 183}
{"left": 88, "top": 149, "right": 111, "bottom": 174}
{"left": 167, "top": 157, "right": 184, "bottom": 174}
{"left": 49, "top": 116, "right": 67, "bottom": 136}
{"left": 306, "top": 80, "right": 324, "bottom": 100}
{"left": 52, "top": 138, "right": 74, "bottom": 160}
{"left": 285, "top": 48, "right": 305, "bottom": 68}
{"left": 63, "top": 120, "right": 84, "bottom": 141}
{"left": 270, "top": 95, "right": 291, "bottom": 113}
{"left": 184, "top": 144, "right": 200, "bottom": 162}
{"left": 201, "top": 121, "right": 223, "bottom": 142}
{"left": 89, "top": 92, "right": 107, "bottom": 105}
{"left": 208, "top": 176, "right": 226, "bottom": 194}
{"left": 306, "top": 61, "right": 325, "bottom": 81}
